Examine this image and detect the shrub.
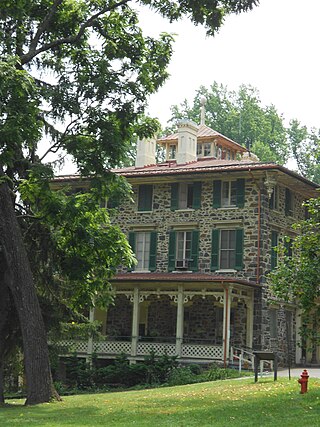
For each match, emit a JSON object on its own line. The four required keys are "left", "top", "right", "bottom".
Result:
{"left": 167, "top": 366, "right": 203, "bottom": 386}
{"left": 144, "top": 351, "right": 178, "bottom": 385}
{"left": 206, "top": 365, "right": 240, "bottom": 381}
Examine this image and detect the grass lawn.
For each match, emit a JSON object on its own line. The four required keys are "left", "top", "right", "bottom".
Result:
{"left": 1, "top": 377, "right": 320, "bottom": 426}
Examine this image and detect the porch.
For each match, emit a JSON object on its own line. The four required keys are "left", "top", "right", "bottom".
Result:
{"left": 58, "top": 275, "right": 256, "bottom": 365}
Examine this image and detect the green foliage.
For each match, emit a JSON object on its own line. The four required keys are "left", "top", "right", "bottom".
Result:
{"left": 19, "top": 169, "right": 135, "bottom": 309}
{"left": 166, "top": 366, "right": 204, "bottom": 386}
{"left": 60, "top": 352, "right": 180, "bottom": 391}
{"left": 3, "top": 349, "right": 24, "bottom": 394}
{"left": 269, "top": 197, "right": 320, "bottom": 343}
{"left": 0, "top": 1, "right": 259, "bottom": 320}
{"left": 206, "top": 364, "right": 240, "bottom": 381}
{"left": 168, "top": 82, "right": 289, "bottom": 165}
{"left": 143, "top": 350, "right": 178, "bottom": 384}
{"left": 287, "top": 119, "right": 320, "bottom": 183}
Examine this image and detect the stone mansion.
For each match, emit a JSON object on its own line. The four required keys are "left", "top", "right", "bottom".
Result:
{"left": 54, "top": 117, "right": 319, "bottom": 367}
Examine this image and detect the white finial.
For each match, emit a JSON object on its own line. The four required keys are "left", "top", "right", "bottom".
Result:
{"left": 200, "top": 96, "right": 206, "bottom": 125}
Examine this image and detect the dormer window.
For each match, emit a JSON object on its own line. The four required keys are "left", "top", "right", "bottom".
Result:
{"left": 168, "top": 144, "right": 176, "bottom": 160}
{"left": 197, "top": 141, "right": 214, "bottom": 158}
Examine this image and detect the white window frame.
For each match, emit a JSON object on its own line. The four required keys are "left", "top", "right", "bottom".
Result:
{"left": 270, "top": 185, "right": 279, "bottom": 210}
{"left": 197, "top": 141, "right": 213, "bottom": 158}
{"left": 176, "top": 231, "right": 192, "bottom": 262}
{"left": 221, "top": 181, "right": 237, "bottom": 207}
{"left": 178, "top": 183, "right": 193, "bottom": 209}
{"left": 135, "top": 232, "right": 151, "bottom": 271}
{"left": 219, "top": 229, "right": 236, "bottom": 270}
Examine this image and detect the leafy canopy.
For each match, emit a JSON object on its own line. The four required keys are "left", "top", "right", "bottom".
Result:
{"left": 0, "top": 1, "right": 260, "bottom": 311}
{"left": 168, "top": 82, "right": 289, "bottom": 164}
{"left": 269, "top": 196, "right": 320, "bottom": 342}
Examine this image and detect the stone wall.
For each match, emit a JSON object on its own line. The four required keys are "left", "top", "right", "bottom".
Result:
{"left": 147, "top": 296, "right": 176, "bottom": 339}
{"left": 106, "top": 295, "right": 132, "bottom": 338}
{"left": 112, "top": 172, "right": 308, "bottom": 363}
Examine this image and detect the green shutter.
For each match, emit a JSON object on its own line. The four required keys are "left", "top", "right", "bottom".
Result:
{"left": 235, "top": 228, "right": 244, "bottom": 270}
{"left": 271, "top": 231, "right": 278, "bottom": 269}
{"left": 138, "top": 185, "right": 153, "bottom": 211}
{"left": 285, "top": 188, "right": 291, "bottom": 216}
{"left": 236, "top": 179, "right": 245, "bottom": 208}
{"left": 190, "top": 230, "right": 199, "bottom": 271}
{"left": 128, "top": 232, "right": 136, "bottom": 271}
{"left": 149, "top": 232, "right": 157, "bottom": 272}
{"left": 192, "top": 182, "right": 202, "bottom": 209}
{"left": 213, "top": 180, "right": 221, "bottom": 208}
{"left": 211, "top": 229, "right": 220, "bottom": 271}
{"left": 168, "top": 231, "right": 176, "bottom": 272}
{"left": 170, "top": 183, "right": 179, "bottom": 211}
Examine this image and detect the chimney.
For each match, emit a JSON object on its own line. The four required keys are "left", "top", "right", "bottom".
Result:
{"left": 176, "top": 120, "right": 198, "bottom": 165}
{"left": 135, "top": 137, "right": 156, "bottom": 168}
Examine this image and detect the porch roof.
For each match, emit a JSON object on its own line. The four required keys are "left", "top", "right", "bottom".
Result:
{"left": 111, "top": 272, "right": 258, "bottom": 288}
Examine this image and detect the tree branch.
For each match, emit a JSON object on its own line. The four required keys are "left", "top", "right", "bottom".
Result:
{"left": 29, "top": 0, "right": 64, "bottom": 54}
{"left": 21, "top": 0, "right": 132, "bottom": 65}
{"left": 39, "top": 116, "right": 80, "bottom": 162}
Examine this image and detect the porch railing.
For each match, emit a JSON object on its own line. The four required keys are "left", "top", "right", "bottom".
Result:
{"left": 55, "top": 338, "right": 223, "bottom": 360}
{"left": 230, "top": 346, "right": 254, "bottom": 371}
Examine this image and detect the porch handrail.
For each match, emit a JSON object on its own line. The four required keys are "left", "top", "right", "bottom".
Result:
{"left": 230, "top": 346, "right": 254, "bottom": 371}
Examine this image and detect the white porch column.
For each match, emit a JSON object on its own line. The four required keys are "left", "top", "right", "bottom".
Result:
{"left": 175, "top": 285, "right": 184, "bottom": 357}
{"left": 86, "top": 308, "right": 95, "bottom": 363}
{"left": 131, "top": 287, "right": 140, "bottom": 357}
{"left": 246, "top": 294, "right": 254, "bottom": 348}
{"left": 222, "top": 286, "right": 232, "bottom": 367}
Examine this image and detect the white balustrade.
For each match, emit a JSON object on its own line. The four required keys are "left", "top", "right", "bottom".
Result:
{"left": 181, "top": 344, "right": 223, "bottom": 359}
{"left": 55, "top": 339, "right": 223, "bottom": 360}
{"left": 137, "top": 342, "right": 176, "bottom": 356}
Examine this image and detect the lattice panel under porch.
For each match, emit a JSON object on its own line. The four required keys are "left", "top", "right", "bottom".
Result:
{"left": 94, "top": 341, "right": 131, "bottom": 354}
{"left": 181, "top": 344, "right": 223, "bottom": 359}
{"left": 137, "top": 342, "right": 176, "bottom": 356}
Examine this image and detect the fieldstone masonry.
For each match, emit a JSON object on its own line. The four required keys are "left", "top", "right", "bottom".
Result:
{"left": 111, "top": 170, "right": 311, "bottom": 365}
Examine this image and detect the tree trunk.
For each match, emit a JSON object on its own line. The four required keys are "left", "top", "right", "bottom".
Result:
{"left": 0, "top": 174, "right": 55, "bottom": 405}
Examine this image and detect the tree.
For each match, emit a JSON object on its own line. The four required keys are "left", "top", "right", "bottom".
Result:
{"left": 269, "top": 197, "right": 320, "bottom": 358}
{"left": 168, "top": 82, "right": 289, "bottom": 164}
{"left": 287, "top": 119, "right": 320, "bottom": 184}
{"left": 0, "top": 0, "right": 259, "bottom": 405}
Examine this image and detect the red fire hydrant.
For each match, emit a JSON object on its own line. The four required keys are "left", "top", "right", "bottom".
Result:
{"left": 298, "top": 369, "right": 309, "bottom": 394}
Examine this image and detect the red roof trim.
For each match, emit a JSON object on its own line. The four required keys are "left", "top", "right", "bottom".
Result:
{"left": 111, "top": 272, "right": 257, "bottom": 287}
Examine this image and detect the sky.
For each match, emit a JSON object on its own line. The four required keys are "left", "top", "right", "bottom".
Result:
{"left": 138, "top": 0, "right": 320, "bottom": 129}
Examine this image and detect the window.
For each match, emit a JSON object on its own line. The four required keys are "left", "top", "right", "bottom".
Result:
{"left": 176, "top": 231, "right": 192, "bottom": 261}
{"left": 213, "top": 179, "right": 245, "bottom": 208}
{"left": 271, "top": 230, "right": 279, "bottom": 270}
{"left": 285, "top": 188, "right": 294, "bottom": 216}
{"left": 220, "top": 230, "right": 236, "bottom": 269}
{"left": 197, "top": 142, "right": 213, "bottom": 157}
{"left": 168, "top": 144, "right": 176, "bottom": 160}
{"left": 269, "top": 309, "right": 278, "bottom": 339}
{"left": 128, "top": 231, "right": 157, "bottom": 271}
{"left": 138, "top": 185, "right": 153, "bottom": 211}
{"left": 221, "top": 181, "right": 237, "bottom": 207}
{"left": 171, "top": 182, "right": 202, "bottom": 210}
{"left": 269, "top": 185, "right": 279, "bottom": 210}
{"left": 168, "top": 230, "right": 199, "bottom": 272}
{"left": 211, "top": 228, "right": 244, "bottom": 271}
